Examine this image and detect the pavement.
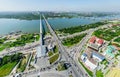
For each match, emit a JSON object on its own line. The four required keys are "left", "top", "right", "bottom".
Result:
{"left": 23, "top": 71, "right": 68, "bottom": 77}
{"left": 43, "top": 15, "right": 87, "bottom": 77}
{"left": 35, "top": 57, "right": 50, "bottom": 69}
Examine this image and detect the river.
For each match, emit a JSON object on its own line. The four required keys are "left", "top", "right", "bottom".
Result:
{"left": 0, "top": 15, "right": 120, "bottom": 35}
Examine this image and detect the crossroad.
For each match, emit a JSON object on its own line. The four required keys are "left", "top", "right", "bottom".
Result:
{"left": 43, "top": 15, "right": 87, "bottom": 77}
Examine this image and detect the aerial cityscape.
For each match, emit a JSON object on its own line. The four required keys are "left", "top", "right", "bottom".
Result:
{"left": 0, "top": 0, "right": 120, "bottom": 77}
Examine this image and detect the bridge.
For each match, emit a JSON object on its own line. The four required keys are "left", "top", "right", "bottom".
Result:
{"left": 43, "top": 15, "right": 88, "bottom": 77}
{"left": 36, "top": 15, "right": 46, "bottom": 58}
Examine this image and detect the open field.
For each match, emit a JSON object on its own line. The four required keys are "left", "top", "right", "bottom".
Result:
{"left": 17, "top": 57, "right": 27, "bottom": 72}
{"left": 0, "top": 33, "right": 39, "bottom": 51}
{"left": 93, "top": 26, "right": 120, "bottom": 41}
{"left": 106, "top": 68, "right": 120, "bottom": 77}
{"left": 58, "top": 22, "right": 107, "bottom": 34}
{"left": 62, "top": 33, "right": 87, "bottom": 47}
{"left": 49, "top": 53, "right": 59, "bottom": 64}
{"left": 96, "top": 70, "right": 104, "bottom": 77}
{"left": 0, "top": 62, "right": 17, "bottom": 77}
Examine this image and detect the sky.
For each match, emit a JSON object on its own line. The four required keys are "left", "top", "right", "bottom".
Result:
{"left": 0, "top": 0, "right": 120, "bottom": 12}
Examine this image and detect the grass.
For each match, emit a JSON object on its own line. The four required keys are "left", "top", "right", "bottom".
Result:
{"left": 54, "top": 46, "right": 58, "bottom": 53}
{"left": 0, "top": 45, "right": 6, "bottom": 51}
{"left": 17, "top": 56, "right": 27, "bottom": 72}
{"left": 49, "top": 53, "right": 59, "bottom": 64}
{"left": 93, "top": 26, "right": 120, "bottom": 41}
{"left": 48, "top": 45, "right": 59, "bottom": 57}
{"left": 62, "top": 33, "right": 87, "bottom": 47}
{"left": 96, "top": 70, "right": 104, "bottom": 77}
{"left": 114, "top": 37, "right": 120, "bottom": 43}
{"left": 48, "top": 51, "right": 54, "bottom": 57}
{"left": 0, "top": 33, "right": 40, "bottom": 51}
{"left": 0, "top": 62, "right": 17, "bottom": 77}
{"left": 57, "top": 63, "right": 67, "bottom": 71}
{"left": 69, "top": 75, "right": 73, "bottom": 77}
{"left": 58, "top": 22, "right": 107, "bottom": 34}
{"left": 79, "top": 60, "right": 93, "bottom": 77}
{"left": 100, "top": 59, "right": 108, "bottom": 65}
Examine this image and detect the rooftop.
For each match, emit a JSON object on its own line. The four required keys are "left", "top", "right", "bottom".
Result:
{"left": 105, "top": 45, "right": 116, "bottom": 58}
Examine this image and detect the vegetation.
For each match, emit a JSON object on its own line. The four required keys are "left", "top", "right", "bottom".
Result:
{"left": 100, "top": 59, "right": 108, "bottom": 65}
{"left": 58, "top": 22, "right": 107, "bottom": 34}
{"left": 69, "top": 75, "right": 73, "bottom": 77}
{"left": 48, "top": 45, "right": 59, "bottom": 57}
{"left": 79, "top": 60, "right": 93, "bottom": 77}
{"left": 0, "top": 53, "right": 23, "bottom": 77}
{"left": 111, "top": 42, "right": 120, "bottom": 47}
{"left": 0, "top": 62, "right": 17, "bottom": 77}
{"left": 62, "top": 33, "right": 87, "bottom": 47}
{"left": 0, "top": 53, "right": 23, "bottom": 66}
{"left": 0, "top": 12, "right": 116, "bottom": 20}
{"left": 114, "top": 37, "right": 120, "bottom": 43}
{"left": 57, "top": 62, "right": 67, "bottom": 71}
{"left": 53, "top": 46, "right": 59, "bottom": 53}
{"left": 48, "top": 51, "right": 53, "bottom": 57}
{"left": 49, "top": 53, "right": 59, "bottom": 64}
{"left": 93, "top": 26, "right": 120, "bottom": 41}
{"left": 9, "top": 33, "right": 39, "bottom": 47}
{"left": 96, "top": 70, "right": 104, "bottom": 77}
{"left": 0, "top": 33, "right": 39, "bottom": 51}
{"left": 0, "top": 37, "right": 7, "bottom": 45}
{"left": 17, "top": 56, "right": 27, "bottom": 72}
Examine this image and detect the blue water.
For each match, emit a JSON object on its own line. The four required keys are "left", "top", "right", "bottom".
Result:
{"left": 0, "top": 15, "right": 120, "bottom": 35}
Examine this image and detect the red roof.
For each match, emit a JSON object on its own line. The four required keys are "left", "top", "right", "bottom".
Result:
{"left": 89, "top": 36, "right": 96, "bottom": 43}
{"left": 97, "top": 39, "right": 104, "bottom": 45}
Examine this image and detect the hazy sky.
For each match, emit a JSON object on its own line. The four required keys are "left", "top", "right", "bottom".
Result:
{"left": 0, "top": 0, "right": 120, "bottom": 12}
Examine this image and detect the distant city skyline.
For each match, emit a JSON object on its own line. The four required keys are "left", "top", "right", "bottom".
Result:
{"left": 0, "top": 0, "right": 120, "bottom": 12}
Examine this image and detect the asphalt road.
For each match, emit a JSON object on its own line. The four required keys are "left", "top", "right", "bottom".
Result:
{"left": 43, "top": 15, "right": 87, "bottom": 77}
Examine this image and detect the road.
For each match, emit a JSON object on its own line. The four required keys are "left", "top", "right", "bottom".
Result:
{"left": 43, "top": 15, "right": 87, "bottom": 77}
{"left": 23, "top": 71, "right": 68, "bottom": 77}
{"left": 0, "top": 42, "right": 39, "bottom": 56}
{"left": 60, "top": 29, "right": 93, "bottom": 39}
{"left": 68, "top": 23, "right": 111, "bottom": 77}
{"left": 60, "top": 24, "right": 112, "bottom": 40}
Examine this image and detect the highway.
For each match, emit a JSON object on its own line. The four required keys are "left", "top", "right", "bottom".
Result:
{"left": 43, "top": 15, "right": 87, "bottom": 77}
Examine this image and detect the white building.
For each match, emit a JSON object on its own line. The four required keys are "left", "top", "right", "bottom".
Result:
{"left": 85, "top": 59, "right": 97, "bottom": 70}
{"left": 81, "top": 53, "right": 97, "bottom": 70}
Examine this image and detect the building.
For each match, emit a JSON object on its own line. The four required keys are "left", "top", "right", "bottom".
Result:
{"left": 92, "top": 52, "right": 105, "bottom": 62}
{"left": 47, "top": 44, "right": 55, "bottom": 51}
{"left": 81, "top": 53, "right": 87, "bottom": 62}
{"left": 85, "top": 59, "right": 97, "bottom": 70}
{"left": 88, "top": 36, "right": 104, "bottom": 51}
{"left": 81, "top": 53, "right": 97, "bottom": 70}
{"left": 89, "top": 36, "right": 96, "bottom": 43}
{"left": 103, "top": 45, "right": 116, "bottom": 59}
